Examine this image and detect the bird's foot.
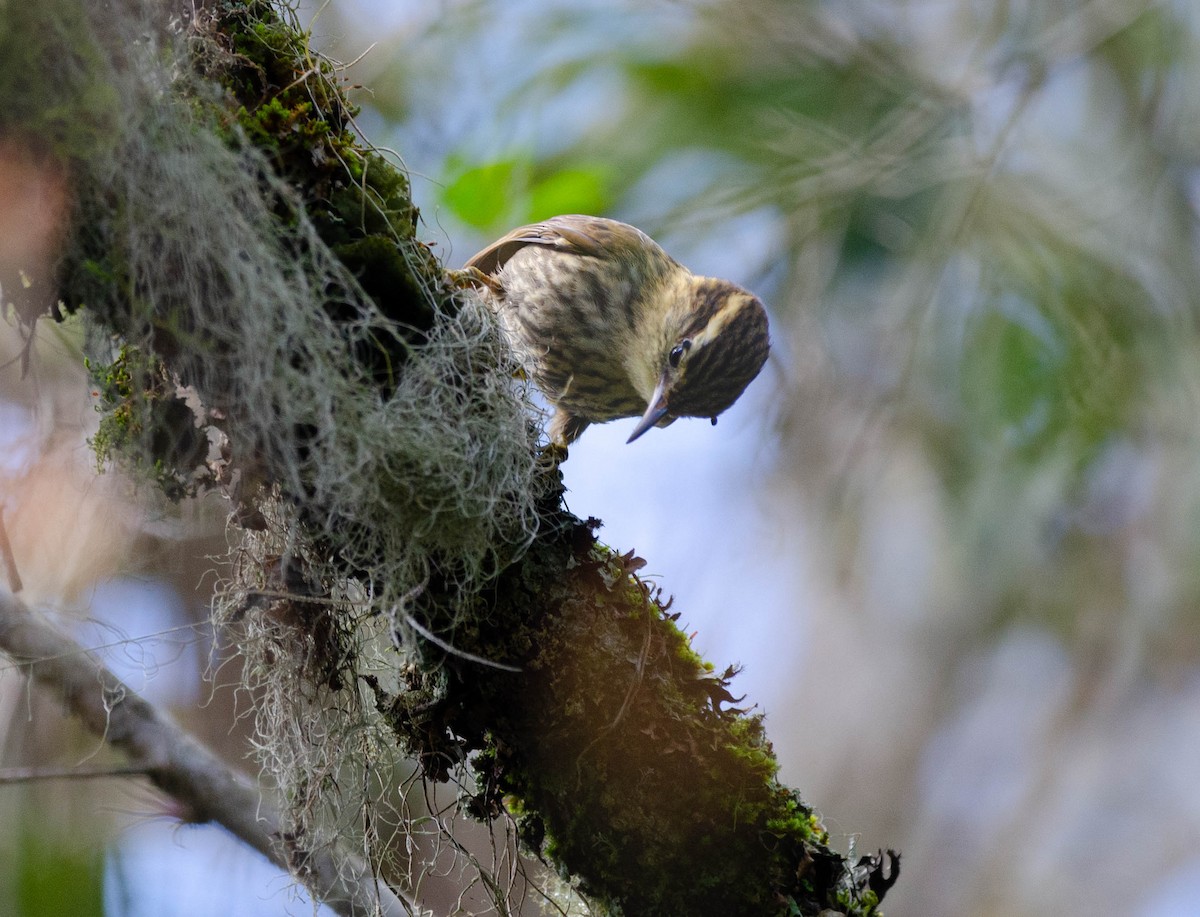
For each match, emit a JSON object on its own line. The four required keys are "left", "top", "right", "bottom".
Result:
{"left": 447, "top": 266, "right": 502, "bottom": 294}
{"left": 538, "top": 440, "right": 570, "bottom": 467}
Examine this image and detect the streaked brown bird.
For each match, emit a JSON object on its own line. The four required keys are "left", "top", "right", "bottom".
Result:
{"left": 466, "top": 215, "right": 770, "bottom": 445}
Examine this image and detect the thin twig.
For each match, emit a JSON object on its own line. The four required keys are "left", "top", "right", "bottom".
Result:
{"left": 403, "top": 613, "right": 522, "bottom": 673}
{"left": 0, "top": 764, "right": 153, "bottom": 783}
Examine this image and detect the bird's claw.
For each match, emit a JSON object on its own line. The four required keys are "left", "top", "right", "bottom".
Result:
{"left": 447, "top": 266, "right": 502, "bottom": 295}
{"left": 538, "top": 440, "right": 570, "bottom": 467}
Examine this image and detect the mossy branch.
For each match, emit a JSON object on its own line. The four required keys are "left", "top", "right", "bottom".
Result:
{"left": 8, "top": 0, "right": 898, "bottom": 914}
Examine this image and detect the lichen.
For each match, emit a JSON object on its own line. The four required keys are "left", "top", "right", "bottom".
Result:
{"left": 28, "top": 0, "right": 544, "bottom": 878}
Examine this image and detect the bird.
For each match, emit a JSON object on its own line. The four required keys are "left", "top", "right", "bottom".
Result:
{"left": 464, "top": 215, "right": 770, "bottom": 445}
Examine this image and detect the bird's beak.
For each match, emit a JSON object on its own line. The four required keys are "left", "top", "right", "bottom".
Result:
{"left": 627, "top": 376, "right": 671, "bottom": 444}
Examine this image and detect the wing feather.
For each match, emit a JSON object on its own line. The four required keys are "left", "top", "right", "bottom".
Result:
{"left": 465, "top": 215, "right": 647, "bottom": 274}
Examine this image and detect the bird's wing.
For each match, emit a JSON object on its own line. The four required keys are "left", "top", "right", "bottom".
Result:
{"left": 464, "top": 215, "right": 637, "bottom": 275}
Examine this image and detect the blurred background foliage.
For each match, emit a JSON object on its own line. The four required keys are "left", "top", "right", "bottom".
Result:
{"left": 4, "top": 0, "right": 1200, "bottom": 914}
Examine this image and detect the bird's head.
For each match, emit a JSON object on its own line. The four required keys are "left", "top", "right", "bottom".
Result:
{"left": 627, "top": 277, "right": 771, "bottom": 443}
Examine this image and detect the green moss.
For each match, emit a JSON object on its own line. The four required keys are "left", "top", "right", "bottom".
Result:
{"left": 836, "top": 887, "right": 880, "bottom": 914}
{"left": 379, "top": 510, "right": 887, "bottom": 916}
{"left": 0, "top": 4, "right": 121, "bottom": 161}
{"left": 207, "top": 0, "right": 445, "bottom": 330}
{"left": 86, "top": 346, "right": 207, "bottom": 501}
{"left": 49, "top": 0, "right": 458, "bottom": 492}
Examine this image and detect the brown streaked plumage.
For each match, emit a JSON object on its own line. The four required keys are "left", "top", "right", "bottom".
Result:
{"left": 466, "top": 214, "right": 770, "bottom": 444}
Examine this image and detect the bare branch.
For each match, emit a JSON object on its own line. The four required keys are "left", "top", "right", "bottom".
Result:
{"left": 0, "top": 512, "right": 22, "bottom": 593}
{"left": 0, "top": 589, "right": 421, "bottom": 917}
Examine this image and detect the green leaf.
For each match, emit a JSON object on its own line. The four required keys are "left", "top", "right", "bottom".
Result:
{"left": 527, "top": 166, "right": 611, "bottom": 221}
{"left": 16, "top": 828, "right": 102, "bottom": 917}
{"left": 440, "top": 157, "right": 520, "bottom": 229}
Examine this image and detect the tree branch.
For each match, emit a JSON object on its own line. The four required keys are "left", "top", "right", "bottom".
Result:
{"left": 0, "top": 589, "right": 419, "bottom": 917}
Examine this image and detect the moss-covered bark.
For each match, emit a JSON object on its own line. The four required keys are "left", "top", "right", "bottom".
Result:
{"left": 14, "top": 1, "right": 898, "bottom": 913}
{"left": 387, "top": 499, "right": 889, "bottom": 916}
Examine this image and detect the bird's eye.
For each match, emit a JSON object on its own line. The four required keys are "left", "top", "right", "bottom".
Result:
{"left": 669, "top": 340, "right": 692, "bottom": 368}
